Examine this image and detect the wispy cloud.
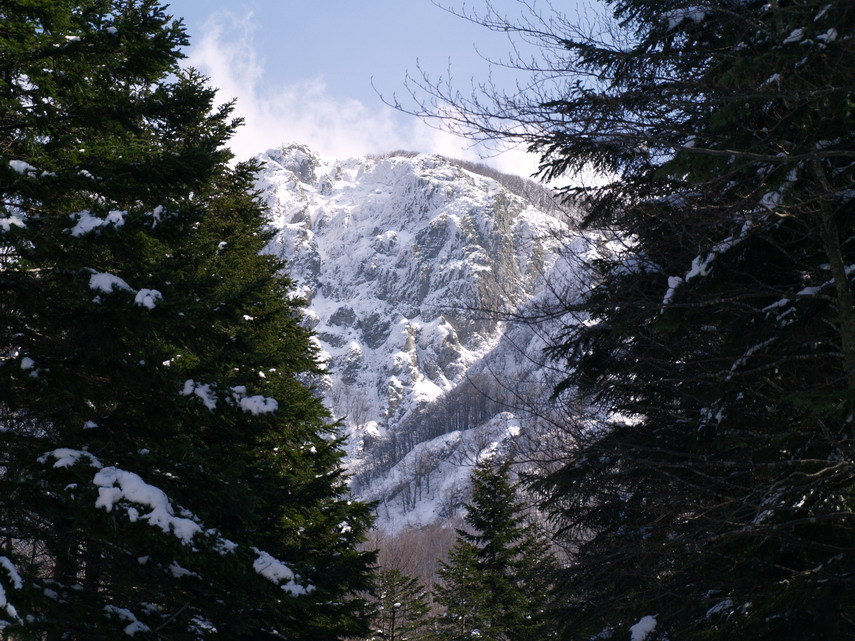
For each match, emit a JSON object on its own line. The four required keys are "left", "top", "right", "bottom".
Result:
{"left": 184, "top": 11, "right": 543, "bottom": 179}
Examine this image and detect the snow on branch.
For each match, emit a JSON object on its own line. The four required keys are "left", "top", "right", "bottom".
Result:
{"left": 0, "top": 560, "right": 21, "bottom": 591}
{"left": 38, "top": 449, "right": 206, "bottom": 545}
{"left": 727, "top": 337, "right": 778, "bottom": 379}
{"left": 89, "top": 271, "right": 132, "bottom": 294}
{"left": 231, "top": 385, "right": 279, "bottom": 415}
{"left": 36, "top": 449, "right": 312, "bottom": 597}
{"left": 662, "top": 6, "right": 707, "bottom": 31}
{"left": 7, "top": 159, "right": 38, "bottom": 175}
{"left": 661, "top": 221, "right": 753, "bottom": 308}
{"left": 181, "top": 381, "right": 279, "bottom": 415}
{"left": 103, "top": 605, "right": 150, "bottom": 637}
{"left": 133, "top": 289, "right": 162, "bottom": 310}
{"left": 685, "top": 222, "right": 753, "bottom": 282}
{"left": 0, "top": 556, "right": 23, "bottom": 626}
{"left": 87, "top": 271, "right": 162, "bottom": 309}
{"left": 629, "top": 615, "right": 657, "bottom": 641}
{"left": 68, "top": 210, "right": 126, "bottom": 237}
{"left": 181, "top": 379, "right": 217, "bottom": 410}
{"left": 0, "top": 212, "right": 26, "bottom": 232}
{"left": 93, "top": 467, "right": 203, "bottom": 543}
{"left": 38, "top": 448, "right": 103, "bottom": 469}
{"left": 252, "top": 549, "right": 314, "bottom": 596}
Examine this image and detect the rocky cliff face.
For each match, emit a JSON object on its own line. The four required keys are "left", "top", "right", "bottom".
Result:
{"left": 255, "top": 144, "right": 588, "bottom": 531}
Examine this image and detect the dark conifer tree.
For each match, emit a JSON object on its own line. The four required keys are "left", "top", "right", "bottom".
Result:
{"left": 0, "top": 1, "right": 373, "bottom": 638}
{"left": 434, "top": 459, "right": 557, "bottom": 641}
{"left": 536, "top": 3, "right": 855, "bottom": 638}
{"left": 399, "top": 1, "right": 854, "bottom": 638}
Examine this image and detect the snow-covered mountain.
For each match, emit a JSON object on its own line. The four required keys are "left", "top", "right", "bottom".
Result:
{"left": 255, "top": 144, "right": 589, "bottom": 532}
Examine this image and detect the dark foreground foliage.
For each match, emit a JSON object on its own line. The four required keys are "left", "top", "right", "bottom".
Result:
{"left": 402, "top": 0, "right": 855, "bottom": 638}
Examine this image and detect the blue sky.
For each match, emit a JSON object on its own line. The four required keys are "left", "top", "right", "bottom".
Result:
{"left": 174, "top": 1, "right": 594, "bottom": 177}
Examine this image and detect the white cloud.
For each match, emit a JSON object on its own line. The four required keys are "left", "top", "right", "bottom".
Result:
{"left": 184, "top": 11, "right": 544, "bottom": 179}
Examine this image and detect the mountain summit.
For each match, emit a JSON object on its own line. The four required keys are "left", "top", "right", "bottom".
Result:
{"left": 255, "top": 144, "right": 584, "bottom": 530}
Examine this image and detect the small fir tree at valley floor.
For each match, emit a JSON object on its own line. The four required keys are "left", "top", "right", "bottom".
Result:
{"left": 369, "top": 569, "right": 433, "bottom": 641}
{"left": 0, "top": 1, "right": 373, "bottom": 638}
{"left": 433, "top": 458, "right": 558, "bottom": 641}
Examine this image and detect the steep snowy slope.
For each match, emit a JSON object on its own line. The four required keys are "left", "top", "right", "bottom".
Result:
{"left": 255, "top": 144, "right": 588, "bottom": 531}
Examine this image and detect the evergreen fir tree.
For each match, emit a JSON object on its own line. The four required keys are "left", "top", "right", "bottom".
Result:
{"left": 534, "top": 3, "right": 855, "bottom": 638}
{"left": 370, "top": 569, "right": 433, "bottom": 641}
{"left": 0, "top": 1, "right": 373, "bottom": 638}
{"left": 405, "top": 1, "right": 855, "bottom": 638}
{"left": 394, "top": 0, "right": 855, "bottom": 635}
{"left": 433, "top": 459, "right": 557, "bottom": 641}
